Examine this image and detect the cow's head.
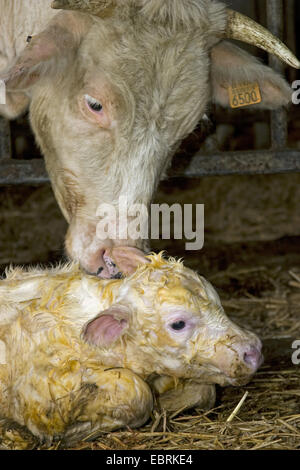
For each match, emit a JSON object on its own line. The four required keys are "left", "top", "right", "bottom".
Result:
{"left": 3, "top": 0, "right": 299, "bottom": 276}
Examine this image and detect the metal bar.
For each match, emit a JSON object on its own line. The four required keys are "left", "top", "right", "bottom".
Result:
{"left": 267, "top": 0, "right": 288, "bottom": 149}
{"left": 1, "top": 148, "right": 300, "bottom": 185}
{"left": 269, "top": 108, "right": 288, "bottom": 149}
{"left": 285, "top": 0, "right": 297, "bottom": 83}
{"left": 267, "top": 0, "right": 284, "bottom": 60}
{"left": 0, "top": 117, "right": 11, "bottom": 160}
{"left": 172, "top": 149, "right": 300, "bottom": 177}
{"left": 0, "top": 159, "right": 49, "bottom": 185}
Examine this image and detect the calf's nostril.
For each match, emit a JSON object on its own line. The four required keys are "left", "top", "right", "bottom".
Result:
{"left": 243, "top": 347, "right": 262, "bottom": 370}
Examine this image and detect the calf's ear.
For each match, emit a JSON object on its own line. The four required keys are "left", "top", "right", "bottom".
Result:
{"left": 83, "top": 306, "right": 129, "bottom": 347}
{"left": 1, "top": 12, "right": 90, "bottom": 90}
{"left": 210, "top": 40, "right": 292, "bottom": 109}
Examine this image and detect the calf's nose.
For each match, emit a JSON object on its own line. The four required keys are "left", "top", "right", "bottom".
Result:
{"left": 242, "top": 345, "right": 263, "bottom": 372}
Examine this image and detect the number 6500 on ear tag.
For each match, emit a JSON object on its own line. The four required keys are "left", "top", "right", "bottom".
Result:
{"left": 228, "top": 82, "right": 262, "bottom": 109}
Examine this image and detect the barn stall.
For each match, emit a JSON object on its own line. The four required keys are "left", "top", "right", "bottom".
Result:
{"left": 0, "top": 0, "right": 299, "bottom": 450}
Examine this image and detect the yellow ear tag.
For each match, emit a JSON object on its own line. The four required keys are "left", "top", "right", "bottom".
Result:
{"left": 228, "top": 82, "right": 262, "bottom": 109}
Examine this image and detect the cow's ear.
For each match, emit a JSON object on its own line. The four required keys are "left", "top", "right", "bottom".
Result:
{"left": 2, "top": 12, "right": 90, "bottom": 90}
{"left": 210, "top": 40, "right": 292, "bottom": 109}
{"left": 83, "top": 306, "right": 129, "bottom": 348}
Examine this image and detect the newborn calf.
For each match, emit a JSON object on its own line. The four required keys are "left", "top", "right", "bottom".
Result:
{"left": 0, "top": 249, "right": 262, "bottom": 448}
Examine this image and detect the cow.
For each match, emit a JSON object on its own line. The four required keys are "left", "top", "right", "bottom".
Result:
{"left": 0, "top": 0, "right": 299, "bottom": 277}
{"left": 0, "top": 250, "right": 262, "bottom": 448}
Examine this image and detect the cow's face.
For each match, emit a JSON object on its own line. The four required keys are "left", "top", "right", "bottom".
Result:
{"left": 83, "top": 253, "right": 263, "bottom": 386}
{"left": 3, "top": 2, "right": 296, "bottom": 276}
{"left": 29, "top": 14, "right": 212, "bottom": 275}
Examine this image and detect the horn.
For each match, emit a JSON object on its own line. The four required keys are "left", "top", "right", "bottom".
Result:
{"left": 51, "top": 0, "right": 115, "bottom": 16}
{"left": 225, "top": 9, "right": 300, "bottom": 69}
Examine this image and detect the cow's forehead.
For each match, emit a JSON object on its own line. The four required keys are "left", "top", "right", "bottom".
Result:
{"left": 59, "top": 18, "right": 213, "bottom": 161}
{"left": 78, "top": 19, "right": 210, "bottom": 96}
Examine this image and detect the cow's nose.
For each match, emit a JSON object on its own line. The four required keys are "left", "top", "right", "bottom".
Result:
{"left": 243, "top": 346, "right": 263, "bottom": 372}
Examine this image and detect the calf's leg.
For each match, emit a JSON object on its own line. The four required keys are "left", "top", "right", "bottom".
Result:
{"left": 152, "top": 377, "right": 216, "bottom": 413}
{"left": 62, "top": 368, "right": 153, "bottom": 446}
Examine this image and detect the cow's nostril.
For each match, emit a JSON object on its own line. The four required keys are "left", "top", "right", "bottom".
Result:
{"left": 97, "top": 267, "right": 104, "bottom": 276}
{"left": 243, "top": 347, "right": 263, "bottom": 370}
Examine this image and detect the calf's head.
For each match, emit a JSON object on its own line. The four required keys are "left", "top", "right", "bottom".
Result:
{"left": 83, "top": 251, "right": 263, "bottom": 386}
{"left": 3, "top": 0, "right": 299, "bottom": 276}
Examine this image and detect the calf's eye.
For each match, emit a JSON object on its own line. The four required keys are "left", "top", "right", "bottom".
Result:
{"left": 171, "top": 321, "right": 186, "bottom": 331}
{"left": 85, "top": 94, "right": 103, "bottom": 113}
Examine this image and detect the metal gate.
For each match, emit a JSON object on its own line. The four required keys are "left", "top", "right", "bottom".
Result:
{"left": 0, "top": 0, "right": 299, "bottom": 185}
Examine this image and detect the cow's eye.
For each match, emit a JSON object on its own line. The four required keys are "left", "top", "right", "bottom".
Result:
{"left": 170, "top": 321, "right": 186, "bottom": 331}
{"left": 85, "top": 94, "right": 103, "bottom": 113}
